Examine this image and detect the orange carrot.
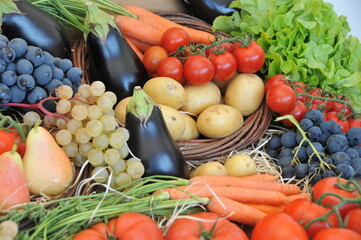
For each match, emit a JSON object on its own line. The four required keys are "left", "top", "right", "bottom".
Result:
{"left": 240, "top": 174, "right": 280, "bottom": 182}
{"left": 244, "top": 203, "right": 285, "bottom": 214}
{"left": 285, "top": 192, "right": 311, "bottom": 202}
{"left": 124, "top": 35, "right": 144, "bottom": 61}
{"left": 125, "top": 35, "right": 153, "bottom": 53}
{"left": 122, "top": 5, "right": 216, "bottom": 45}
{"left": 207, "top": 196, "right": 267, "bottom": 226}
{"left": 189, "top": 175, "right": 301, "bottom": 196}
{"left": 157, "top": 185, "right": 287, "bottom": 206}
{"left": 115, "top": 15, "right": 162, "bottom": 46}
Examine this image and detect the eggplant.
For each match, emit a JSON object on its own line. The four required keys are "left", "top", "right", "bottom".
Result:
{"left": 125, "top": 87, "right": 190, "bottom": 178}
{"left": 182, "top": 0, "right": 235, "bottom": 24}
{"left": 1, "top": 0, "right": 71, "bottom": 58}
{"left": 85, "top": 3, "right": 149, "bottom": 101}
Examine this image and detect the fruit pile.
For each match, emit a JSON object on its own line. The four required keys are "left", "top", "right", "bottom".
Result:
{"left": 267, "top": 109, "right": 361, "bottom": 184}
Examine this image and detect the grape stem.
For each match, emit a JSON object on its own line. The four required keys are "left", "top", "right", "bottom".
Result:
{"left": 275, "top": 115, "right": 332, "bottom": 172}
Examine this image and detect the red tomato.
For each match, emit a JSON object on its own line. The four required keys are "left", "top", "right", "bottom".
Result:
{"left": 183, "top": 55, "right": 215, "bottom": 85}
{"left": 72, "top": 212, "right": 163, "bottom": 240}
{"left": 161, "top": 27, "right": 190, "bottom": 54}
{"left": 232, "top": 41, "right": 265, "bottom": 73}
{"left": 143, "top": 46, "right": 168, "bottom": 74}
{"left": 281, "top": 101, "right": 308, "bottom": 127}
{"left": 312, "top": 177, "right": 358, "bottom": 217}
{"left": 265, "top": 74, "right": 287, "bottom": 93}
{"left": 251, "top": 212, "right": 308, "bottom": 240}
{"left": 0, "top": 130, "right": 17, "bottom": 155}
{"left": 345, "top": 208, "right": 361, "bottom": 235}
{"left": 332, "top": 102, "right": 352, "bottom": 118}
{"left": 205, "top": 42, "right": 233, "bottom": 57}
{"left": 266, "top": 84, "right": 296, "bottom": 113}
{"left": 324, "top": 111, "right": 350, "bottom": 133}
{"left": 157, "top": 57, "right": 184, "bottom": 83}
{"left": 313, "top": 228, "right": 361, "bottom": 240}
{"left": 283, "top": 199, "right": 339, "bottom": 238}
{"left": 165, "top": 212, "right": 248, "bottom": 240}
{"left": 290, "top": 81, "right": 307, "bottom": 103}
{"left": 210, "top": 51, "right": 237, "bottom": 82}
{"left": 349, "top": 118, "right": 361, "bottom": 128}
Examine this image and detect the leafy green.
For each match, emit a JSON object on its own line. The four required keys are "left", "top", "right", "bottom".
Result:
{"left": 213, "top": 0, "right": 361, "bottom": 113}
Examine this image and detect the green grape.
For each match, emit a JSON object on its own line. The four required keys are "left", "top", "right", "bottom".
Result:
{"left": 56, "top": 118, "right": 67, "bottom": 129}
{"left": 88, "top": 148, "right": 104, "bottom": 166}
{"left": 55, "top": 129, "right": 72, "bottom": 146}
{"left": 103, "top": 91, "right": 117, "bottom": 105}
{"left": 108, "top": 131, "right": 126, "bottom": 148}
{"left": 72, "top": 153, "right": 87, "bottom": 167}
{"left": 56, "top": 99, "right": 72, "bottom": 114}
{"left": 85, "top": 119, "right": 103, "bottom": 137}
{"left": 117, "top": 145, "right": 129, "bottom": 159}
{"left": 97, "top": 95, "right": 113, "bottom": 113}
{"left": 87, "top": 105, "right": 103, "bottom": 120}
{"left": 100, "top": 115, "right": 117, "bottom": 131}
{"left": 127, "top": 160, "right": 145, "bottom": 179}
{"left": 75, "top": 128, "right": 91, "bottom": 144}
{"left": 71, "top": 104, "right": 88, "bottom": 121}
{"left": 92, "top": 134, "right": 108, "bottom": 150}
{"left": 0, "top": 220, "right": 18, "bottom": 238}
{"left": 90, "top": 81, "right": 105, "bottom": 97}
{"left": 79, "top": 142, "right": 93, "bottom": 157}
{"left": 23, "top": 111, "right": 40, "bottom": 127}
{"left": 77, "top": 84, "right": 91, "bottom": 98}
{"left": 56, "top": 85, "right": 73, "bottom": 99}
{"left": 115, "top": 172, "right": 131, "bottom": 187}
{"left": 109, "top": 159, "right": 126, "bottom": 175}
{"left": 103, "top": 148, "right": 120, "bottom": 165}
{"left": 116, "top": 127, "right": 130, "bottom": 142}
{"left": 66, "top": 119, "right": 83, "bottom": 134}
{"left": 62, "top": 142, "right": 78, "bottom": 158}
{"left": 91, "top": 166, "right": 108, "bottom": 183}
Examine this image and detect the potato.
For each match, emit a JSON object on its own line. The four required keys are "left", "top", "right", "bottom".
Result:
{"left": 197, "top": 104, "right": 244, "bottom": 139}
{"left": 143, "top": 77, "right": 186, "bottom": 109}
{"left": 180, "top": 82, "right": 221, "bottom": 115}
{"left": 224, "top": 154, "right": 257, "bottom": 177}
{"left": 158, "top": 104, "right": 186, "bottom": 141}
{"left": 178, "top": 114, "right": 199, "bottom": 141}
{"left": 114, "top": 96, "right": 131, "bottom": 124}
{"left": 225, "top": 73, "right": 265, "bottom": 116}
{"left": 192, "top": 161, "right": 228, "bottom": 177}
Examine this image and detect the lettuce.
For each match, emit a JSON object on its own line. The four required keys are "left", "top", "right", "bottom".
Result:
{"left": 213, "top": 0, "right": 361, "bottom": 113}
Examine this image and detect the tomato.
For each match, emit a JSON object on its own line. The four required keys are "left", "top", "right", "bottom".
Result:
{"left": 266, "top": 84, "right": 296, "bottom": 113}
{"left": 291, "top": 81, "right": 307, "bottom": 103}
{"left": 332, "top": 102, "right": 352, "bottom": 118}
{"left": 72, "top": 212, "right": 163, "bottom": 240}
{"left": 183, "top": 55, "right": 215, "bottom": 85}
{"left": 283, "top": 199, "right": 339, "bottom": 238}
{"left": 232, "top": 41, "right": 265, "bottom": 73}
{"left": 264, "top": 74, "right": 287, "bottom": 93}
{"left": 313, "top": 228, "right": 361, "bottom": 240}
{"left": 306, "top": 89, "right": 324, "bottom": 105}
{"left": 345, "top": 208, "right": 361, "bottom": 235}
{"left": 165, "top": 212, "right": 248, "bottom": 240}
{"left": 161, "top": 27, "right": 190, "bottom": 54}
{"left": 205, "top": 42, "right": 233, "bottom": 57}
{"left": 349, "top": 118, "right": 361, "bottom": 128}
{"left": 157, "top": 57, "right": 184, "bottom": 84}
{"left": 143, "top": 46, "right": 168, "bottom": 74}
{"left": 281, "top": 101, "right": 308, "bottom": 127}
{"left": 251, "top": 212, "right": 308, "bottom": 240}
{"left": 0, "top": 130, "right": 17, "bottom": 155}
{"left": 209, "top": 51, "right": 237, "bottom": 82}
{"left": 324, "top": 112, "right": 350, "bottom": 133}
{"left": 312, "top": 177, "right": 358, "bottom": 217}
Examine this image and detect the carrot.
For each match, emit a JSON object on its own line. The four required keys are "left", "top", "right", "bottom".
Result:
{"left": 157, "top": 185, "right": 287, "bottom": 206}
{"left": 189, "top": 175, "right": 301, "bottom": 196}
{"left": 207, "top": 196, "right": 267, "bottom": 226}
{"left": 125, "top": 35, "right": 153, "bottom": 53}
{"left": 240, "top": 174, "right": 280, "bottom": 182}
{"left": 124, "top": 35, "right": 144, "bottom": 61}
{"left": 244, "top": 203, "right": 285, "bottom": 214}
{"left": 122, "top": 5, "right": 216, "bottom": 45}
{"left": 285, "top": 192, "right": 311, "bottom": 202}
{"left": 114, "top": 15, "right": 162, "bottom": 46}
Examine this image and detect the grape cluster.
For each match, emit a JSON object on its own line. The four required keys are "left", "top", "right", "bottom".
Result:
{"left": 24, "top": 82, "right": 145, "bottom": 188}
{"left": 0, "top": 33, "right": 82, "bottom": 107}
{"left": 267, "top": 109, "right": 361, "bottom": 184}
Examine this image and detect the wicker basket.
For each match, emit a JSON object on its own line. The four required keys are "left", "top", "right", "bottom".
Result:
{"left": 72, "top": 12, "right": 272, "bottom": 161}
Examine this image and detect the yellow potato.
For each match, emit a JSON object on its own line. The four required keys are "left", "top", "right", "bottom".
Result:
{"left": 143, "top": 77, "right": 186, "bottom": 109}
{"left": 191, "top": 161, "right": 228, "bottom": 177}
{"left": 180, "top": 82, "right": 221, "bottom": 115}
{"left": 177, "top": 113, "right": 200, "bottom": 141}
{"left": 224, "top": 154, "right": 257, "bottom": 177}
{"left": 158, "top": 104, "right": 186, "bottom": 141}
{"left": 225, "top": 73, "right": 265, "bottom": 116}
{"left": 114, "top": 96, "right": 131, "bottom": 124}
{"left": 197, "top": 104, "right": 244, "bottom": 139}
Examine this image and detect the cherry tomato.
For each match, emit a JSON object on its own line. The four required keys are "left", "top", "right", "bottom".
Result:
{"left": 0, "top": 130, "right": 17, "bottom": 155}
{"left": 332, "top": 102, "right": 352, "bottom": 118}
{"left": 251, "top": 212, "right": 308, "bottom": 240}
{"left": 290, "top": 81, "right": 307, "bottom": 103}
{"left": 266, "top": 84, "right": 296, "bottom": 113}
{"left": 232, "top": 41, "right": 265, "bottom": 73}
{"left": 157, "top": 57, "right": 184, "bottom": 84}
{"left": 349, "top": 118, "right": 361, "bottom": 128}
{"left": 281, "top": 101, "right": 308, "bottom": 127}
{"left": 183, "top": 55, "right": 215, "bottom": 85}
{"left": 143, "top": 46, "right": 168, "bottom": 74}
{"left": 312, "top": 177, "right": 358, "bottom": 217}
{"left": 313, "top": 228, "right": 361, "bottom": 240}
{"left": 283, "top": 199, "right": 339, "bottom": 238}
{"left": 205, "top": 42, "right": 233, "bottom": 57}
{"left": 161, "top": 27, "right": 190, "bottom": 54}
{"left": 306, "top": 88, "right": 324, "bottom": 105}
{"left": 210, "top": 51, "right": 237, "bottom": 82}
{"left": 324, "top": 111, "right": 350, "bottom": 133}
{"left": 345, "top": 208, "right": 361, "bottom": 235}
{"left": 265, "top": 74, "right": 287, "bottom": 93}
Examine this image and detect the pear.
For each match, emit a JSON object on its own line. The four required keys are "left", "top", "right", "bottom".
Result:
{"left": 23, "top": 126, "right": 74, "bottom": 196}
{"left": 0, "top": 149, "right": 30, "bottom": 210}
